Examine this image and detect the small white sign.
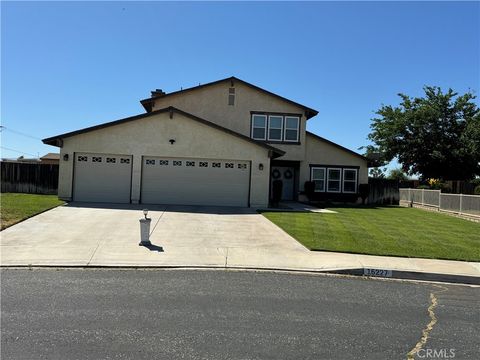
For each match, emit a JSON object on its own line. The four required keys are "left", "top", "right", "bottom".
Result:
{"left": 363, "top": 268, "right": 393, "bottom": 278}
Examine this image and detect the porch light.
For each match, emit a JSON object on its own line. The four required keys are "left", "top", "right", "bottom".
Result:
{"left": 63, "top": 154, "right": 69, "bottom": 161}
{"left": 259, "top": 163, "right": 264, "bottom": 171}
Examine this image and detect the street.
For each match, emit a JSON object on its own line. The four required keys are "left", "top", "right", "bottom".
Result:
{"left": 1, "top": 269, "right": 478, "bottom": 359}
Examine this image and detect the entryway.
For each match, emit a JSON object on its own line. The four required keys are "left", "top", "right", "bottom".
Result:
{"left": 270, "top": 161, "right": 300, "bottom": 201}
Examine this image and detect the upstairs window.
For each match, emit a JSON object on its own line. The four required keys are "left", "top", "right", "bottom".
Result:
{"left": 268, "top": 115, "right": 283, "bottom": 141}
{"left": 251, "top": 114, "right": 267, "bottom": 140}
{"left": 228, "top": 88, "right": 235, "bottom": 106}
{"left": 284, "top": 116, "right": 300, "bottom": 142}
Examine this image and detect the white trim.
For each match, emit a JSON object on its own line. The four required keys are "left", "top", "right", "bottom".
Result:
{"left": 342, "top": 168, "right": 357, "bottom": 193}
{"left": 327, "top": 168, "right": 342, "bottom": 193}
{"left": 251, "top": 114, "right": 267, "bottom": 140}
{"left": 284, "top": 116, "right": 300, "bottom": 142}
{"left": 267, "top": 115, "right": 284, "bottom": 141}
{"left": 311, "top": 167, "right": 326, "bottom": 192}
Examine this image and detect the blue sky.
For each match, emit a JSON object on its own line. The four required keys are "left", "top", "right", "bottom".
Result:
{"left": 2, "top": 1, "right": 479, "bottom": 171}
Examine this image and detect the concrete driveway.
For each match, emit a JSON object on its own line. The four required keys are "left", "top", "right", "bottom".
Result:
{"left": 1, "top": 202, "right": 308, "bottom": 268}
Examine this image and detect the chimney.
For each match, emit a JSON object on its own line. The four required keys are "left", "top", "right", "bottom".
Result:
{"left": 151, "top": 89, "right": 166, "bottom": 98}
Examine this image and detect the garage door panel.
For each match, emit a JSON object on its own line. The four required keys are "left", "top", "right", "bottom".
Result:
{"left": 73, "top": 153, "right": 132, "bottom": 203}
{"left": 141, "top": 157, "right": 249, "bottom": 206}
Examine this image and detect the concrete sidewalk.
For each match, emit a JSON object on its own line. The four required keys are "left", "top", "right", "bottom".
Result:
{"left": 1, "top": 203, "right": 479, "bottom": 284}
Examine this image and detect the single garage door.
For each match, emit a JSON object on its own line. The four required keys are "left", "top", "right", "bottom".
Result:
{"left": 73, "top": 153, "right": 132, "bottom": 203}
{"left": 141, "top": 157, "right": 250, "bottom": 206}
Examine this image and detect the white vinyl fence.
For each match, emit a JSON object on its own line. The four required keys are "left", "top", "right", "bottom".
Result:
{"left": 400, "top": 188, "right": 480, "bottom": 218}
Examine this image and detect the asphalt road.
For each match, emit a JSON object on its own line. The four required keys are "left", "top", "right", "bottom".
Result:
{"left": 1, "top": 269, "right": 478, "bottom": 360}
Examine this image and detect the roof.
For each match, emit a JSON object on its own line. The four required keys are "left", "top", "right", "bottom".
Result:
{"left": 140, "top": 76, "right": 319, "bottom": 119}
{"left": 306, "top": 131, "right": 367, "bottom": 161}
{"left": 40, "top": 153, "right": 60, "bottom": 160}
{"left": 42, "top": 107, "right": 285, "bottom": 158}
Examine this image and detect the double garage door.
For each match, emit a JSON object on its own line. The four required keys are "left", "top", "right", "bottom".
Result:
{"left": 73, "top": 153, "right": 250, "bottom": 206}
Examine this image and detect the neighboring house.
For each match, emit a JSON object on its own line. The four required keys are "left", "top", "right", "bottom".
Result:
{"left": 40, "top": 153, "right": 60, "bottom": 164}
{"left": 42, "top": 77, "right": 368, "bottom": 207}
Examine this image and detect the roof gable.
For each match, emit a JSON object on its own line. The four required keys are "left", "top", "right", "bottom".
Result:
{"left": 42, "top": 107, "right": 285, "bottom": 158}
{"left": 140, "top": 77, "right": 319, "bottom": 119}
{"left": 306, "top": 131, "right": 367, "bottom": 161}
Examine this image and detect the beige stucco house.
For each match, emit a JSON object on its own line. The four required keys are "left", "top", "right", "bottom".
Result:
{"left": 43, "top": 77, "right": 368, "bottom": 208}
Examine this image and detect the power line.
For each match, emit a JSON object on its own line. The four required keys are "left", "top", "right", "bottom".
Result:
{"left": 0, "top": 146, "right": 38, "bottom": 158}
{"left": 0, "top": 126, "right": 42, "bottom": 140}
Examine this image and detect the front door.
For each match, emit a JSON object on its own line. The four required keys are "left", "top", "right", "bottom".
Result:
{"left": 271, "top": 166, "right": 295, "bottom": 201}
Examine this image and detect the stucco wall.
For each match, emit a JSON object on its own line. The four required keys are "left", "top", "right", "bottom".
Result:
{"left": 150, "top": 81, "right": 308, "bottom": 161}
{"left": 58, "top": 112, "right": 271, "bottom": 207}
{"left": 298, "top": 133, "right": 368, "bottom": 191}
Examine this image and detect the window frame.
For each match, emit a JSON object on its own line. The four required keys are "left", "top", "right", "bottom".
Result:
{"left": 326, "top": 168, "right": 342, "bottom": 193}
{"left": 342, "top": 168, "right": 358, "bottom": 193}
{"left": 311, "top": 167, "right": 326, "bottom": 192}
{"left": 267, "top": 115, "right": 284, "bottom": 141}
{"left": 251, "top": 114, "right": 267, "bottom": 140}
{"left": 284, "top": 116, "right": 300, "bottom": 142}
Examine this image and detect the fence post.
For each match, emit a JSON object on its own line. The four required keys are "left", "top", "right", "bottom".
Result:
{"left": 438, "top": 191, "right": 442, "bottom": 210}
{"left": 459, "top": 194, "right": 463, "bottom": 214}
{"left": 408, "top": 188, "right": 411, "bottom": 202}
{"left": 422, "top": 189, "right": 424, "bottom": 205}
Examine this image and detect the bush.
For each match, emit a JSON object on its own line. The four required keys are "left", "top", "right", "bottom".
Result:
{"left": 358, "top": 184, "right": 370, "bottom": 204}
{"left": 304, "top": 181, "right": 315, "bottom": 201}
{"left": 416, "top": 185, "right": 430, "bottom": 189}
{"left": 475, "top": 185, "right": 480, "bottom": 195}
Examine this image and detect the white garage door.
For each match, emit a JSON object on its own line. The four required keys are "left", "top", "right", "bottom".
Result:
{"left": 73, "top": 153, "right": 132, "bottom": 203}
{"left": 141, "top": 157, "right": 250, "bottom": 207}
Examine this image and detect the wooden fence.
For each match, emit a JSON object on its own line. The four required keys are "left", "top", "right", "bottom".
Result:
{"left": 367, "top": 178, "right": 401, "bottom": 204}
{"left": 1, "top": 162, "right": 59, "bottom": 194}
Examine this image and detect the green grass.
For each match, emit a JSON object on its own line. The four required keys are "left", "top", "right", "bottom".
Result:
{"left": 263, "top": 206, "right": 480, "bottom": 261}
{"left": 1, "top": 193, "right": 64, "bottom": 230}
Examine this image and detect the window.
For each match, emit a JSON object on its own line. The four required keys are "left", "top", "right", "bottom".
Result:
{"left": 146, "top": 159, "right": 155, "bottom": 165}
{"left": 225, "top": 163, "right": 234, "bottom": 168}
{"left": 106, "top": 157, "right": 116, "bottom": 163}
{"left": 92, "top": 157, "right": 102, "bottom": 163}
{"left": 199, "top": 161, "right": 208, "bottom": 167}
{"left": 159, "top": 160, "right": 169, "bottom": 166}
{"left": 284, "top": 116, "right": 299, "bottom": 142}
{"left": 120, "top": 158, "right": 130, "bottom": 164}
{"left": 212, "top": 162, "right": 221, "bottom": 168}
{"left": 251, "top": 115, "right": 267, "bottom": 140}
{"left": 327, "top": 168, "right": 341, "bottom": 192}
{"left": 311, "top": 167, "right": 326, "bottom": 192}
{"left": 186, "top": 161, "right": 195, "bottom": 167}
{"left": 343, "top": 169, "right": 357, "bottom": 193}
{"left": 78, "top": 156, "right": 87, "bottom": 162}
{"left": 268, "top": 115, "right": 283, "bottom": 141}
{"left": 228, "top": 88, "right": 235, "bottom": 106}
{"left": 238, "top": 163, "right": 247, "bottom": 169}
{"left": 173, "top": 160, "right": 182, "bottom": 166}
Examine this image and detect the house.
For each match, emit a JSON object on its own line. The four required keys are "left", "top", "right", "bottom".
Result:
{"left": 42, "top": 77, "right": 368, "bottom": 207}
{"left": 40, "top": 153, "right": 60, "bottom": 165}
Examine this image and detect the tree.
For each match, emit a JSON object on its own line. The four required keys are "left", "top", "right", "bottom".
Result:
{"left": 366, "top": 86, "right": 480, "bottom": 180}
{"left": 369, "top": 167, "right": 386, "bottom": 179}
{"left": 387, "top": 168, "right": 408, "bottom": 181}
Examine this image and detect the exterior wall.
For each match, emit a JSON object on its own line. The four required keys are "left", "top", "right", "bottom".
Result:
{"left": 150, "top": 81, "right": 308, "bottom": 161}
{"left": 58, "top": 112, "right": 271, "bottom": 207}
{"left": 298, "top": 133, "right": 368, "bottom": 192}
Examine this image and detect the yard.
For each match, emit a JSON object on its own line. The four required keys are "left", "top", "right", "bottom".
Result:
{"left": 263, "top": 206, "right": 480, "bottom": 262}
{"left": 0, "top": 193, "right": 64, "bottom": 230}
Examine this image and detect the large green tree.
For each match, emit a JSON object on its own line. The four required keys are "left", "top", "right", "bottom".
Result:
{"left": 366, "top": 86, "right": 480, "bottom": 180}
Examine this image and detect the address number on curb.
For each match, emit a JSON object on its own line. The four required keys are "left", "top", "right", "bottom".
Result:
{"left": 363, "top": 268, "right": 393, "bottom": 277}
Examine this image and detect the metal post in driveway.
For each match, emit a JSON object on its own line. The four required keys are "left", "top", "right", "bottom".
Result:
{"left": 139, "top": 209, "right": 152, "bottom": 246}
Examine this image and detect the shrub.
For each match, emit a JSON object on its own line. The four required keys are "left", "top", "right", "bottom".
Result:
{"left": 304, "top": 181, "right": 315, "bottom": 201}
{"left": 271, "top": 180, "right": 283, "bottom": 206}
{"left": 416, "top": 185, "right": 430, "bottom": 189}
{"left": 475, "top": 185, "right": 480, "bottom": 195}
{"left": 358, "top": 184, "right": 370, "bottom": 204}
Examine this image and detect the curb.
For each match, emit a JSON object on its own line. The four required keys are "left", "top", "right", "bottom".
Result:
{"left": 1, "top": 264, "right": 479, "bottom": 286}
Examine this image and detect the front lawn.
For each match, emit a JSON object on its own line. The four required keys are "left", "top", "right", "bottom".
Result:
{"left": 263, "top": 206, "right": 480, "bottom": 261}
{"left": 1, "top": 193, "right": 64, "bottom": 230}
